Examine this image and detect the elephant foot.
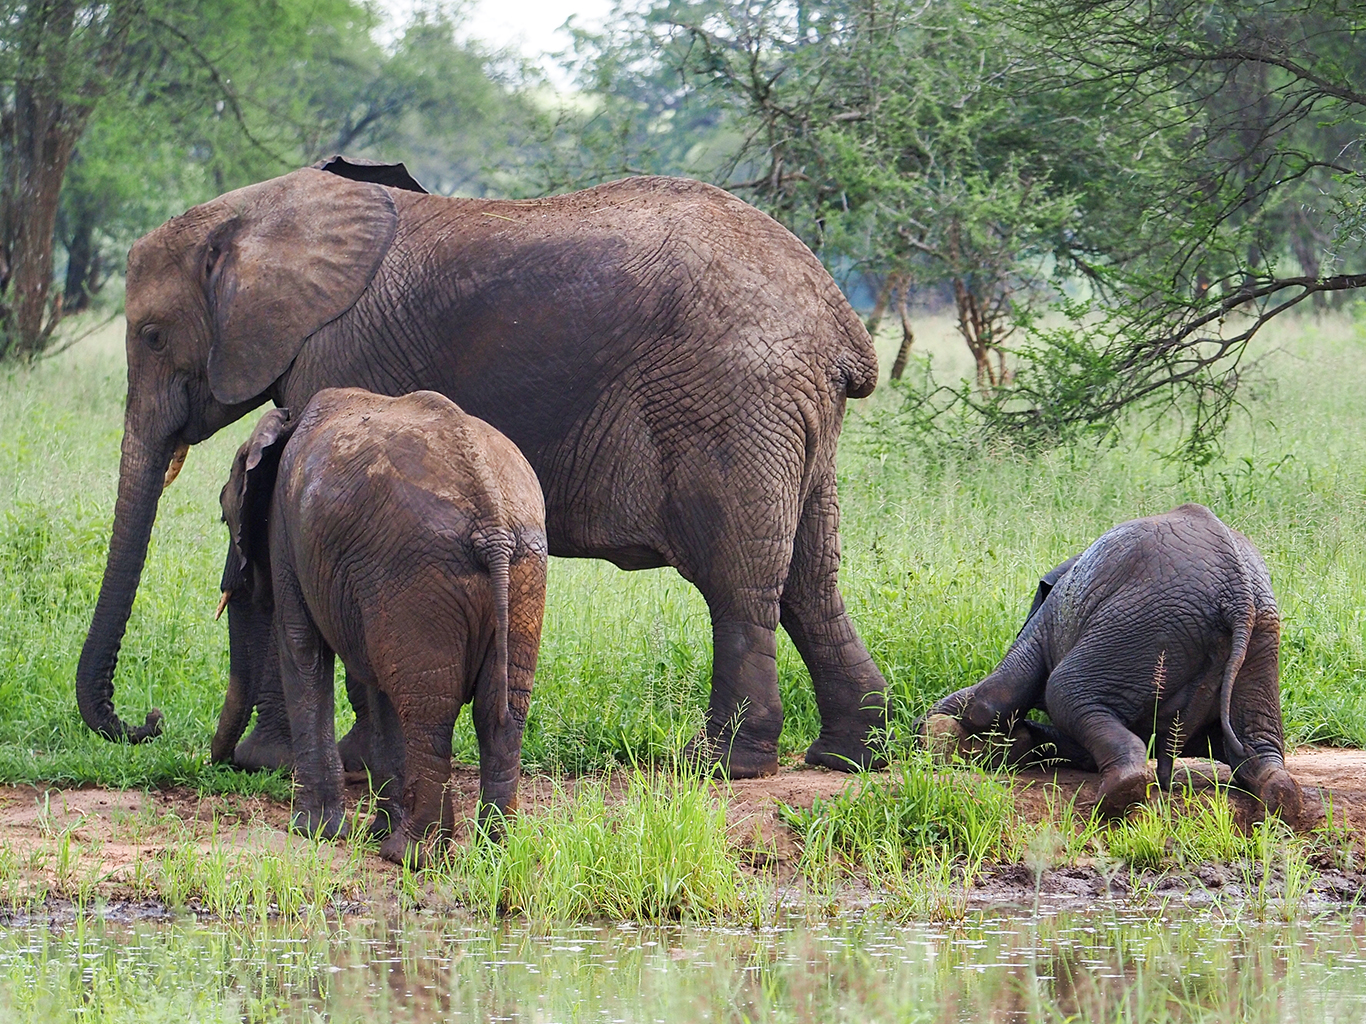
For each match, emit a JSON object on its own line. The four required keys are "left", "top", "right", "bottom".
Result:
{"left": 920, "top": 714, "right": 970, "bottom": 762}
{"left": 365, "top": 806, "right": 397, "bottom": 840}
{"left": 918, "top": 715, "right": 1045, "bottom": 770}
{"left": 683, "top": 734, "right": 779, "bottom": 779}
{"left": 805, "top": 730, "right": 889, "bottom": 774}
{"left": 232, "top": 726, "right": 293, "bottom": 772}
{"left": 380, "top": 830, "right": 447, "bottom": 869}
{"left": 477, "top": 796, "right": 517, "bottom": 842}
{"left": 290, "top": 807, "right": 350, "bottom": 841}
{"left": 1096, "top": 765, "right": 1153, "bottom": 818}
{"left": 1249, "top": 765, "right": 1322, "bottom": 832}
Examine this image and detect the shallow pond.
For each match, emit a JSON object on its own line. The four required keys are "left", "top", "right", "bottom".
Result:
{"left": 2, "top": 907, "right": 1365, "bottom": 1022}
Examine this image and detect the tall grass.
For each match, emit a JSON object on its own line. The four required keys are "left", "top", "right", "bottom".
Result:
{"left": 0, "top": 311, "right": 1362, "bottom": 787}
{"left": 430, "top": 768, "right": 758, "bottom": 922}
{"left": 782, "top": 753, "right": 1015, "bottom": 865}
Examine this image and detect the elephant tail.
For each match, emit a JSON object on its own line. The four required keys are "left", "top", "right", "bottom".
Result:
{"left": 1219, "top": 532, "right": 1255, "bottom": 761}
{"left": 477, "top": 532, "right": 515, "bottom": 729}
{"left": 1220, "top": 607, "right": 1252, "bottom": 760}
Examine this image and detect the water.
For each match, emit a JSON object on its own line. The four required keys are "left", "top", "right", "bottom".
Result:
{"left": 1, "top": 909, "right": 1365, "bottom": 1022}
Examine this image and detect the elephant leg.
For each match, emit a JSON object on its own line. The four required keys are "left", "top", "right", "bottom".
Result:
{"left": 1008, "top": 720, "right": 1096, "bottom": 771}
{"left": 336, "top": 668, "right": 374, "bottom": 774}
{"left": 474, "top": 551, "right": 545, "bottom": 837}
{"left": 1225, "top": 617, "right": 1314, "bottom": 827}
{"left": 779, "top": 470, "right": 888, "bottom": 772}
{"left": 473, "top": 654, "right": 522, "bottom": 840}
{"left": 276, "top": 569, "right": 348, "bottom": 840}
{"left": 379, "top": 664, "right": 460, "bottom": 869}
{"left": 225, "top": 593, "right": 294, "bottom": 772}
{"left": 957, "top": 637, "right": 1049, "bottom": 736}
{"left": 669, "top": 485, "right": 794, "bottom": 779}
{"left": 689, "top": 615, "right": 782, "bottom": 779}
{"left": 926, "top": 685, "right": 977, "bottom": 721}
{"left": 1044, "top": 651, "right": 1152, "bottom": 817}
{"left": 918, "top": 623, "right": 1049, "bottom": 765}
{"left": 361, "top": 680, "right": 405, "bottom": 839}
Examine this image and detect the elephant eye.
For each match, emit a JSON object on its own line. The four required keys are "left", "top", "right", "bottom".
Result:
{"left": 140, "top": 325, "right": 166, "bottom": 352}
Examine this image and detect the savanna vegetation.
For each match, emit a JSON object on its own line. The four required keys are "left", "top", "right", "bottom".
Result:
{"left": 0, "top": 0, "right": 1364, "bottom": 951}
{"left": 0, "top": 307, "right": 1361, "bottom": 923}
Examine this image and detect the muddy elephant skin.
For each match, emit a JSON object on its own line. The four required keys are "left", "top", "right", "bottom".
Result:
{"left": 76, "top": 159, "right": 886, "bottom": 778}
{"left": 217, "top": 388, "right": 548, "bottom": 865}
{"left": 927, "top": 504, "right": 1311, "bottom": 826}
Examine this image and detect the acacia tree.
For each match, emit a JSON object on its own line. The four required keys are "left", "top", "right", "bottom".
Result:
{"left": 559, "top": 0, "right": 1366, "bottom": 452}
{"left": 0, "top": 0, "right": 318, "bottom": 359}
{"left": 985, "top": 0, "right": 1366, "bottom": 454}
{"left": 557, "top": 0, "right": 1094, "bottom": 393}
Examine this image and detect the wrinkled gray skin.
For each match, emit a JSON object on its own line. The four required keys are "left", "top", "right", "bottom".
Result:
{"left": 76, "top": 159, "right": 886, "bottom": 779}
{"left": 213, "top": 545, "right": 370, "bottom": 774}
{"left": 927, "top": 504, "right": 1311, "bottom": 825}
{"left": 219, "top": 388, "right": 547, "bottom": 866}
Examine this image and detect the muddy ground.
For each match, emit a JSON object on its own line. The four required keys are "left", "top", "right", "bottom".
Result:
{"left": 2, "top": 746, "right": 1365, "bottom": 917}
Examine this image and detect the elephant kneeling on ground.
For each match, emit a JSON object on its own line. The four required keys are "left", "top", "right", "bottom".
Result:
{"left": 921, "top": 503, "right": 1318, "bottom": 829}
{"left": 215, "top": 387, "right": 548, "bottom": 865}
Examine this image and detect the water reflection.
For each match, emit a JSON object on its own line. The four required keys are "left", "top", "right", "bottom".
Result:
{"left": 0, "top": 909, "right": 1364, "bottom": 1022}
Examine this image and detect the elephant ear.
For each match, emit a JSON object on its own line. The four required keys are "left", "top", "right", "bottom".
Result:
{"left": 312, "top": 154, "right": 428, "bottom": 193}
{"left": 206, "top": 167, "right": 398, "bottom": 405}
{"left": 1019, "top": 554, "right": 1082, "bottom": 634}
{"left": 225, "top": 408, "right": 295, "bottom": 575}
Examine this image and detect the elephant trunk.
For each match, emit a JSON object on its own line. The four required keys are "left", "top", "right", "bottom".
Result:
{"left": 210, "top": 589, "right": 258, "bottom": 763}
{"left": 75, "top": 427, "right": 174, "bottom": 742}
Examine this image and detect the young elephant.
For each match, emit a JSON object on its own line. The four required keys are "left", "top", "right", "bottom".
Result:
{"left": 924, "top": 504, "right": 1310, "bottom": 825}
{"left": 218, "top": 388, "right": 547, "bottom": 864}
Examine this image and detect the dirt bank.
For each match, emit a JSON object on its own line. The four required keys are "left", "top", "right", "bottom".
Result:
{"left": 0, "top": 746, "right": 1362, "bottom": 915}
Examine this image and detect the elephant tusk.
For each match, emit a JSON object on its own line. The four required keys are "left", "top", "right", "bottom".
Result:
{"left": 163, "top": 442, "right": 190, "bottom": 490}
{"left": 215, "top": 590, "right": 231, "bottom": 620}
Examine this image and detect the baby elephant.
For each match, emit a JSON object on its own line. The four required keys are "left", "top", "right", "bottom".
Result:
{"left": 925, "top": 504, "right": 1311, "bottom": 825}
{"left": 219, "top": 388, "right": 547, "bottom": 864}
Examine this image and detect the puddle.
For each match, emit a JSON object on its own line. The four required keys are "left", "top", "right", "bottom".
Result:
{"left": 0, "top": 909, "right": 1364, "bottom": 1021}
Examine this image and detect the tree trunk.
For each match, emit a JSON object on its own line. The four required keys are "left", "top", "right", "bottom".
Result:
{"left": 0, "top": 0, "right": 120, "bottom": 359}
{"left": 0, "top": 84, "right": 88, "bottom": 357}
{"left": 863, "top": 273, "right": 893, "bottom": 337}
{"left": 952, "top": 275, "right": 1012, "bottom": 394}
{"left": 889, "top": 288, "right": 915, "bottom": 380}
{"left": 62, "top": 202, "right": 99, "bottom": 313}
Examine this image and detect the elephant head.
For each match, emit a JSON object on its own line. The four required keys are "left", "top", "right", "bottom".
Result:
{"left": 209, "top": 410, "right": 295, "bottom": 764}
{"left": 77, "top": 166, "right": 401, "bottom": 742}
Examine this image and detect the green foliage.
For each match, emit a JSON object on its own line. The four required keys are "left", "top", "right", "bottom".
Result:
{"left": 556, "top": 0, "right": 1093, "bottom": 391}
{"left": 782, "top": 753, "right": 1017, "bottom": 872}
{"left": 558, "top": 0, "right": 1366, "bottom": 453}
{"left": 1, "top": 0, "right": 533, "bottom": 361}
{"left": 435, "top": 769, "right": 755, "bottom": 922}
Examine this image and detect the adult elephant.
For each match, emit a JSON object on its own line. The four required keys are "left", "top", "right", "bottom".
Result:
{"left": 76, "top": 158, "right": 886, "bottom": 778}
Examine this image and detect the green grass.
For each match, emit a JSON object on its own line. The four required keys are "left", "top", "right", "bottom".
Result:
{"left": 426, "top": 767, "right": 759, "bottom": 922}
{"left": 0, "top": 311, "right": 1362, "bottom": 789}
{"left": 780, "top": 754, "right": 1343, "bottom": 922}
{"left": 782, "top": 752, "right": 1015, "bottom": 867}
